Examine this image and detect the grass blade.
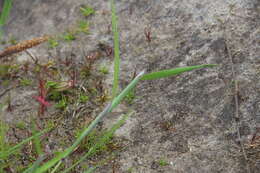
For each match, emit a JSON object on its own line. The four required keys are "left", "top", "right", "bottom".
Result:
{"left": 111, "top": 70, "right": 145, "bottom": 109}
{"left": 110, "top": 0, "right": 120, "bottom": 98}
{"left": 34, "top": 64, "right": 215, "bottom": 172}
{"left": 0, "top": 0, "right": 13, "bottom": 25}
{"left": 141, "top": 64, "right": 217, "bottom": 80}
{"left": 50, "top": 161, "right": 62, "bottom": 173}
{"left": 0, "top": 128, "right": 50, "bottom": 159}
{"left": 35, "top": 103, "right": 112, "bottom": 173}
{"left": 32, "top": 120, "right": 43, "bottom": 156}
{"left": 35, "top": 71, "right": 145, "bottom": 173}
{"left": 0, "top": 0, "right": 13, "bottom": 38}
{"left": 62, "top": 112, "right": 131, "bottom": 173}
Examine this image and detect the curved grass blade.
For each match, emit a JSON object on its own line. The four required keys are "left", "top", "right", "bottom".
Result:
{"left": 111, "top": 70, "right": 145, "bottom": 109}
{"left": 140, "top": 64, "right": 217, "bottom": 80}
{"left": 84, "top": 166, "right": 97, "bottom": 173}
{"left": 34, "top": 64, "right": 215, "bottom": 172}
{"left": 62, "top": 112, "right": 131, "bottom": 173}
{"left": 35, "top": 71, "right": 145, "bottom": 173}
{"left": 0, "top": 128, "right": 50, "bottom": 159}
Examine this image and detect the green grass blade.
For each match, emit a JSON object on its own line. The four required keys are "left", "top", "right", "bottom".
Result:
{"left": 0, "top": 119, "right": 8, "bottom": 158}
{"left": 141, "top": 64, "right": 217, "bottom": 80}
{"left": 0, "top": 0, "right": 13, "bottom": 25}
{"left": 110, "top": 0, "right": 120, "bottom": 98}
{"left": 50, "top": 161, "right": 62, "bottom": 173}
{"left": 34, "top": 64, "right": 215, "bottom": 172}
{"left": 36, "top": 71, "right": 144, "bottom": 173}
{"left": 111, "top": 70, "right": 145, "bottom": 109}
{"left": 32, "top": 120, "right": 43, "bottom": 156}
{"left": 35, "top": 103, "right": 112, "bottom": 173}
{"left": 0, "top": 128, "right": 49, "bottom": 159}
{"left": 0, "top": 0, "right": 13, "bottom": 38}
{"left": 62, "top": 112, "right": 131, "bottom": 173}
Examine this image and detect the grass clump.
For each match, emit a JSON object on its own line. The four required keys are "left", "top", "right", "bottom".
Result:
{"left": 80, "top": 6, "right": 95, "bottom": 17}
{"left": 79, "top": 94, "right": 89, "bottom": 103}
{"left": 77, "top": 20, "right": 89, "bottom": 34}
{"left": 63, "top": 31, "right": 76, "bottom": 41}
{"left": 48, "top": 38, "right": 59, "bottom": 48}
{"left": 99, "top": 65, "right": 109, "bottom": 75}
{"left": 158, "top": 158, "right": 169, "bottom": 166}
{"left": 55, "top": 96, "right": 68, "bottom": 110}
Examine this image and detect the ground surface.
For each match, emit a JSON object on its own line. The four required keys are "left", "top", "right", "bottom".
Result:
{"left": 0, "top": 0, "right": 259, "bottom": 172}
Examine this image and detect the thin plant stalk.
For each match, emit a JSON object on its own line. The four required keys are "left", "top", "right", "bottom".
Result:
{"left": 0, "top": 0, "right": 13, "bottom": 38}
{"left": 62, "top": 112, "right": 131, "bottom": 173}
{"left": 110, "top": 0, "right": 120, "bottom": 98}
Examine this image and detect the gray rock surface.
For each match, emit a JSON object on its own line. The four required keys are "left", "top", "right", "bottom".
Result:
{"left": 1, "top": 0, "right": 259, "bottom": 172}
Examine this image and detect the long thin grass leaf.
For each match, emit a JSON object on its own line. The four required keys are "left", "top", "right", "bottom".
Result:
{"left": 0, "top": 128, "right": 49, "bottom": 159}
{"left": 141, "top": 64, "right": 217, "bottom": 80}
{"left": 0, "top": 0, "right": 13, "bottom": 38}
{"left": 35, "top": 103, "right": 112, "bottom": 173}
{"left": 35, "top": 63, "right": 214, "bottom": 172}
{"left": 111, "top": 70, "right": 145, "bottom": 109}
{"left": 50, "top": 161, "right": 62, "bottom": 173}
{"left": 32, "top": 119, "right": 43, "bottom": 156}
{"left": 0, "top": 0, "right": 13, "bottom": 25}
{"left": 110, "top": 0, "right": 120, "bottom": 98}
{"left": 36, "top": 71, "right": 144, "bottom": 173}
{"left": 62, "top": 112, "right": 131, "bottom": 173}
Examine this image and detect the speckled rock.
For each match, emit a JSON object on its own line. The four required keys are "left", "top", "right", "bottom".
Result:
{"left": 1, "top": 0, "right": 259, "bottom": 172}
